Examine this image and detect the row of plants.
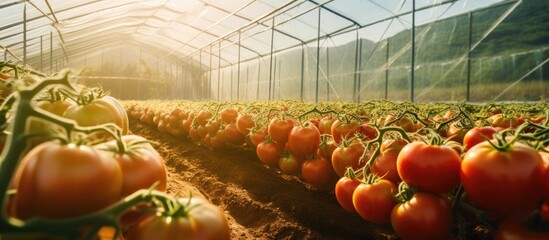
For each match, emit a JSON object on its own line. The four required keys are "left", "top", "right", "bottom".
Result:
{"left": 124, "top": 97, "right": 549, "bottom": 240}
{"left": 0, "top": 62, "right": 230, "bottom": 239}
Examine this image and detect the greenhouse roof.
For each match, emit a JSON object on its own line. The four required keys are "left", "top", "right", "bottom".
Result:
{"left": 1, "top": 0, "right": 508, "bottom": 67}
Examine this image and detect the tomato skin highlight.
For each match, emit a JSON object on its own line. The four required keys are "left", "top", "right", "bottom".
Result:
{"left": 397, "top": 142, "right": 461, "bottom": 193}
{"left": 461, "top": 141, "right": 544, "bottom": 215}
{"left": 13, "top": 142, "right": 122, "bottom": 219}
{"left": 390, "top": 192, "right": 453, "bottom": 240}
{"left": 352, "top": 179, "right": 397, "bottom": 224}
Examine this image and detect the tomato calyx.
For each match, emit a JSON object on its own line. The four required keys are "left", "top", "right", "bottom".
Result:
{"left": 393, "top": 182, "right": 416, "bottom": 203}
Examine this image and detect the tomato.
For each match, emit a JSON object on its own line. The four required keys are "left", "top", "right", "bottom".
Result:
{"left": 34, "top": 99, "right": 74, "bottom": 116}
{"left": 352, "top": 179, "right": 397, "bottom": 224}
{"left": 301, "top": 157, "right": 335, "bottom": 188}
{"left": 371, "top": 148, "right": 401, "bottom": 184}
{"left": 286, "top": 122, "right": 321, "bottom": 159}
{"left": 397, "top": 141, "right": 461, "bottom": 193}
{"left": 196, "top": 110, "right": 213, "bottom": 126}
{"left": 63, "top": 98, "right": 127, "bottom": 138}
{"left": 447, "top": 123, "right": 470, "bottom": 144}
{"left": 334, "top": 177, "right": 361, "bottom": 213}
{"left": 330, "top": 119, "right": 361, "bottom": 144}
{"left": 488, "top": 114, "right": 520, "bottom": 129}
{"left": 236, "top": 114, "right": 254, "bottom": 136}
{"left": 331, "top": 140, "right": 365, "bottom": 178}
{"left": 384, "top": 115, "right": 415, "bottom": 132}
{"left": 249, "top": 127, "right": 267, "bottom": 146}
{"left": 278, "top": 153, "right": 300, "bottom": 175}
{"left": 317, "top": 137, "right": 337, "bottom": 160}
{"left": 461, "top": 141, "right": 544, "bottom": 215}
{"left": 219, "top": 108, "right": 238, "bottom": 124}
{"left": 223, "top": 123, "right": 245, "bottom": 144}
{"left": 463, "top": 126, "right": 498, "bottom": 151}
{"left": 390, "top": 192, "right": 453, "bottom": 240}
{"left": 360, "top": 123, "right": 378, "bottom": 140}
{"left": 101, "top": 95, "right": 129, "bottom": 135}
{"left": 13, "top": 142, "right": 122, "bottom": 219}
{"left": 256, "top": 140, "right": 283, "bottom": 166}
{"left": 318, "top": 116, "right": 337, "bottom": 134}
{"left": 99, "top": 135, "right": 167, "bottom": 198}
{"left": 205, "top": 119, "right": 221, "bottom": 136}
{"left": 268, "top": 117, "right": 294, "bottom": 146}
{"left": 126, "top": 197, "right": 230, "bottom": 240}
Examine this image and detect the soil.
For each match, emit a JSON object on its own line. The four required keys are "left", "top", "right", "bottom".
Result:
{"left": 129, "top": 119, "right": 491, "bottom": 240}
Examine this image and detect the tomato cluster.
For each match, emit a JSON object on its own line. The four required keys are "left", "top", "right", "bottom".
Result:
{"left": 0, "top": 63, "right": 230, "bottom": 240}
{"left": 126, "top": 99, "right": 549, "bottom": 239}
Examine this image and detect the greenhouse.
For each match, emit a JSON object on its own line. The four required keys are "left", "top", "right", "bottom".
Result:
{"left": 0, "top": 0, "right": 548, "bottom": 239}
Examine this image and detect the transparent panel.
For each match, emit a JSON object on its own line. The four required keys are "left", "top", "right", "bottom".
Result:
{"left": 274, "top": 45, "right": 303, "bottom": 100}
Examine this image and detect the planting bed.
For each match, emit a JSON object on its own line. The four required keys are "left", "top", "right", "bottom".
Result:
{"left": 129, "top": 118, "right": 491, "bottom": 240}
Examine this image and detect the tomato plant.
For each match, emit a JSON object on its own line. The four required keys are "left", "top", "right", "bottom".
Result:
{"left": 330, "top": 118, "right": 361, "bottom": 144}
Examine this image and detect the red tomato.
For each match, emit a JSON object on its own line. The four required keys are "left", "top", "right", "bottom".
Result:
{"left": 461, "top": 141, "right": 544, "bottom": 215}
{"left": 331, "top": 119, "right": 361, "bottom": 144}
{"left": 100, "top": 135, "right": 167, "bottom": 197}
{"left": 286, "top": 123, "right": 321, "bottom": 159}
{"left": 384, "top": 115, "right": 415, "bottom": 132}
{"left": 447, "top": 123, "right": 470, "bottom": 144}
{"left": 249, "top": 128, "right": 268, "bottom": 146}
{"left": 397, "top": 142, "right": 461, "bottom": 193}
{"left": 371, "top": 149, "right": 401, "bottom": 184}
{"left": 13, "top": 142, "right": 122, "bottom": 219}
{"left": 236, "top": 114, "right": 254, "bottom": 136}
{"left": 360, "top": 123, "right": 378, "bottom": 140}
{"left": 126, "top": 197, "right": 230, "bottom": 240}
{"left": 223, "top": 123, "right": 245, "bottom": 144}
{"left": 101, "top": 95, "right": 130, "bottom": 135}
{"left": 301, "top": 157, "right": 335, "bottom": 188}
{"left": 219, "top": 108, "right": 238, "bottom": 124}
{"left": 256, "top": 140, "right": 283, "bottom": 166}
{"left": 205, "top": 119, "right": 221, "bottom": 136}
{"left": 331, "top": 140, "right": 365, "bottom": 178}
{"left": 268, "top": 118, "right": 294, "bottom": 146}
{"left": 352, "top": 179, "right": 397, "bottom": 224}
{"left": 391, "top": 192, "right": 453, "bottom": 240}
{"left": 196, "top": 110, "right": 213, "bottom": 126}
{"left": 318, "top": 116, "right": 337, "bottom": 134}
{"left": 334, "top": 177, "right": 361, "bottom": 213}
{"left": 317, "top": 137, "right": 337, "bottom": 160}
{"left": 278, "top": 153, "right": 301, "bottom": 175}
{"left": 463, "top": 126, "right": 498, "bottom": 151}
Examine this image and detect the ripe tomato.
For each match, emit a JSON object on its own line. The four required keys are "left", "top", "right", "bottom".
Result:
{"left": 63, "top": 98, "right": 127, "bottom": 138}
{"left": 331, "top": 140, "right": 365, "bottom": 178}
{"left": 205, "top": 119, "right": 221, "bottom": 136}
{"left": 318, "top": 116, "right": 337, "bottom": 134}
{"left": 286, "top": 122, "right": 321, "bottom": 159}
{"left": 249, "top": 127, "right": 268, "bottom": 146}
{"left": 371, "top": 149, "right": 401, "bottom": 184}
{"left": 256, "top": 140, "right": 283, "bottom": 166}
{"left": 352, "top": 179, "right": 397, "bottom": 224}
{"left": 391, "top": 192, "right": 453, "bottom": 240}
{"left": 219, "top": 108, "right": 238, "bottom": 124}
{"left": 101, "top": 95, "right": 129, "bottom": 135}
{"left": 125, "top": 197, "right": 230, "bottom": 240}
{"left": 384, "top": 115, "right": 415, "bottom": 132}
{"left": 397, "top": 141, "right": 461, "bottom": 193}
{"left": 360, "top": 123, "right": 378, "bottom": 140}
{"left": 461, "top": 141, "right": 544, "bottom": 215}
{"left": 334, "top": 176, "right": 361, "bottom": 213}
{"left": 196, "top": 110, "right": 213, "bottom": 126}
{"left": 301, "top": 157, "right": 335, "bottom": 188}
{"left": 447, "top": 123, "right": 470, "bottom": 144}
{"left": 236, "top": 114, "right": 254, "bottom": 136}
{"left": 223, "top": 123, "right": 245, "bottom": 144}
{"left": 494, "top": 215, "right": 549, "bottom": 240}
{"left": 13, "top": 142, "right": 122, "bottom": 219}
{"left": 330, "top": 119, "right": 361, "bottom": 144}
{"left": 268, "top": 117, "right": 294, "bottom": 146}
{"left": 463, "top": 126, "right": 498, "bottom": 151}
{"left": 99, "top": 135, "right": 167, "bottom": 197}
{"left": 317, "top": 137, "right": 337, "bottom": 160}
{"left": 278, "top": 153, "right": 301, "bottom": 175}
